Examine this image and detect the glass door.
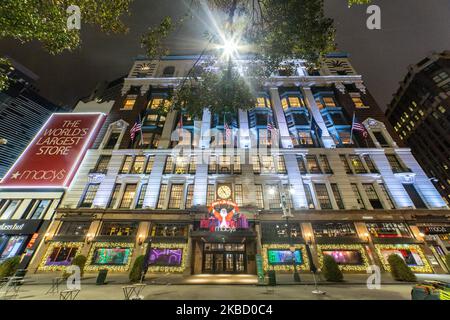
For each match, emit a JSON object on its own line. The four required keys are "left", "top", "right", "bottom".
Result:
{"left": 214, "top": 253, "right": 224, "bottom": 273}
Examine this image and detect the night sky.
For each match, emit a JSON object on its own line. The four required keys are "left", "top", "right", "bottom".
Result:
{"left": 0, "top": 0, "right": 449, "bottom": 110}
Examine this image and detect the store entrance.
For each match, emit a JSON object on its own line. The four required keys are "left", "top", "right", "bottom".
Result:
{"left": 202, "top": 243, "right": 246, "bottom": 274}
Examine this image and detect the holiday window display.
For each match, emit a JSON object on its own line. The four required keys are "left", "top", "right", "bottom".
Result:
{"left": 38, "top": 242, "right": 84, "bottom": 271}
{"left": 85, "top": 242, "right": 134, "bottom": 272}
{"left": 317, "top": 244, "right": 370, "bottom": 272}
{"left": 374, "top": 244, "right": 433, "bottom": 273}
{"left": 147, "top": 243, "right": 188, "bottom": 273}
{"left": 262, "top": 244, "right": 309, "bottom": 272}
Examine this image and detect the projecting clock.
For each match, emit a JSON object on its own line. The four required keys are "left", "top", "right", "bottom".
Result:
{"left": 217, "top": 185, "right": 232, "bottom": 200}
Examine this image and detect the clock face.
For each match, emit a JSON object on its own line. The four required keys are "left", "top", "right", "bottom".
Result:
{"left": 217, "top": 185, "right": 232, "bottom": 200}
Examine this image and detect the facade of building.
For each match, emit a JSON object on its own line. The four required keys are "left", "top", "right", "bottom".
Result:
{"left": 386, "top": 51, "right": 450, "bottom": 206}
{"left": 0, "top": 59, "right": 68, "bottom": 178}
{"left": 25, "top": 54, "right": 449, "bottom": 277}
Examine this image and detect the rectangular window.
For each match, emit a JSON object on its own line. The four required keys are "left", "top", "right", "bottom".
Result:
{"left": 373, "top": 131, "right": 389, "bottom": 147}
{"left": 80, "top": 184, "right": 99, "bottom": 208}
{"left": 58, "top": 221, "right": 91, "bottom": 236}
{"left": 104, "top": 132, "right": 120, "bottom": 149}
{"left": 303, "top": 184, "right": 315, "bottom": 209}
{"left": 314, "top": 183, "right": 332, "bottom": 209}
{"left": 145, "top": 156, "right": 155, "bottom": 174}
{"left": 157, "top": 184, "right": 168, "bottom": 209}
{"left": 164, "top": 156, "right": 174, "bottom": 174}
{"left": 100, "top": 222, "right": 138, "bottom": 236}
{"left": 131, "top": 156, "right": 146, "bottom": 174}
{"left": 168, "top": 184, "right": 184, "bottom": 209}
{"left": 252, "top": 155, "right": 261, "bottom": 174}
{"left": 219, "top": 156, "right": 232, "bottom": 174}
{"left": 331, "top": 184, "right": 345, "bottom": 209}
{"left": 136, "top": 184, "right": 147, "bottom": 209}
{"left": 122, "top": 98, "right": 135, "bottom": 110}
{"left": 297, "top": 155, "right": 307, "bottom": 174}
{"left": 185, "top": 184, "right": 194, "bottom": 209}
{"left": 366, "top": 222, "right": 412, "bottom": 238}
{"left": 120, "top": 156, "right": 133, "bottom": 174}
{"left": 0, "top": 200, "right": 21, "bottom": 219}
{"left": 298, "top": 131, "right": 313, "bottom": 145}
{"left": 94, "top": 155, "right": 111, "bottom": 173}
{"left": 188, "top": 156, "right": 197, "bottom": 174}
{"left": 403, "top": 184, "right": 427, "bottom": 209}
{"left": 234, "top": 184, "right": 244, "bottom": 206}
{"left": 323, "top": 97, "right": 336, "bottom": 107}
{"left": 363, "top": 155, "right": 378, "bottom": 173}
{"left": 208, "top": 156, "right": 217, "bottom": 174}
{"left": 319, "top": 155, "right": 332, "bottom": 174}
{"left": 351, "top": 97, "right": 365, "bottom": 108}
{"left": 379, "top": 183, "right": 395, "bottom": 209}
{"left": 386, "top": 154, "right": 406, "bottom": 173}
{"left": 363, "top": 184, "right": 383, "bottom": 209}
{"left": 255, "top": 184, "right": 264, "bottom": 209}
{"left": 306, "top": 155, "right": 322, "bottom": 174}
{"left": 340, "top": 155, "right": 352, "bottom": 174}
{"left": 351, "top": 183, "right": 365, "bottom": 209}
{"left": 276, "top": 156, "right": 287, "bottom": 174}
{"left": 30, "top": 199, "right": 52, "bottom": 219}
{"left": 174, "top": 156, "right": 189, "bottom": 174}
{"left": 233, "top": 155, "right": 241, "bottom": 174}
{"left": 119, "top": 184, "right": 137, "bottom": 209}
{"left": 267, "top": 184, "right": 281, "bottom": 210}
{"left": 108, "top": 184, "right": 121, "bottom": 208}
{"left": 206, "top": 184, "right": 215, "bottom": 207}
{"left": 261, "top": 156, "right": 275, "bottom": 173}
{"left": 349, "top": 155, "right": 367, "bottom": 174}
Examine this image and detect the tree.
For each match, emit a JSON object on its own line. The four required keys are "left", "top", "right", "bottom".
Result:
{"left": 129, "top": 255, "right": 146, "bottom": 283}
{"left": 0, "top": 256, "right": 21, "bottom": 278}
{"left": 71, "top": 255, "right": 87, "bottom": 278}
{"left": 322, "top": 255, "right": 344, "bottom": 282}
{"left": 141, "top": 0, "right": 371, "bottom": 117}
{"left": 387, "top": 254, "right": 416, "bottom": 282}
{"left": 0, "top": 57, "right": 13, "bottom": 91}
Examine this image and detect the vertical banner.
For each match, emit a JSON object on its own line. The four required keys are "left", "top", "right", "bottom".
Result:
{"left": 0, "top": 113, "right": 105, "bottom": 188}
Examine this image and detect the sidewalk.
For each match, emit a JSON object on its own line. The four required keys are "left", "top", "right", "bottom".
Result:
{"left": 21, "top": 271, "right": 449, "bottom": 286}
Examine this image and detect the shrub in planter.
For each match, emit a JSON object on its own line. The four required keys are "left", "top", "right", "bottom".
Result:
{"left": 0, "top": 256, "right": 21, "bottom": 278}
{"left": 129, "top": 255, "right": 145, "bottom": 283}
{"left": 444, "top": 254, "right": 450, "bottom": 274}
{"left": 387, "top": 254, "right": 416, "bottom": 282}
{"left": 322, "top": 255, "right": 343, "bottom": 282}
{"left": 71, "top": 255, "right": 87, "bottom": 278}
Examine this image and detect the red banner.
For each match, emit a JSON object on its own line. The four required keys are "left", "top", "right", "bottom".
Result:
{"left": 0, "top": 113, "right": 105, "bottom": 188}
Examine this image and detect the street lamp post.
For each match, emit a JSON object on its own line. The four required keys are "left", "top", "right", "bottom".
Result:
{"left": 280, "top": 188, "right": 301, "bottom": 283}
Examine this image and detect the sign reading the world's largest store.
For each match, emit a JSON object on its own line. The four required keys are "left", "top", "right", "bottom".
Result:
{"left": 0, "top": 113, "right": 105, "bottom": 188}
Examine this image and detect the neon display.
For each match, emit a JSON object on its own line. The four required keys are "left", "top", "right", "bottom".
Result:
{"left": 0, "top": 113, "right": 105, "bottom": 188}
{"left": 148, "top": 248, "right": 183, "bottom": 266}
{"left": 267, "top": 249, "right": 302, "bottom": 265}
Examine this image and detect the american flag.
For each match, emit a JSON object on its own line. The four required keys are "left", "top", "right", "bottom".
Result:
{"left": 352, "top": 115, "right": 368, "bottom": 138}
{"left": 224, "top": 122, "right": 232, "bottom": 141}
{"left": 130, "top": 116, "right": 142, "bottom": 142}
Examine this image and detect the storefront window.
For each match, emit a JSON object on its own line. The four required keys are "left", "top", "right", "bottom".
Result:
{"left": 58, "top": 221, "right": 91, "bottom": 236}
{"left": 267, "top": 249, "right": 302, "bottom": 265}
{"left": 0, "top": 236, "right": 27, "bottom": 261}
{"left": 148, "top": 248, "right": 183, "bottom": 266}
{"left": 100, "top": 222, "right": 138, "bottom": 236}
{"left": 151, "top": 224, "right": 188, "bottom": 238}
{"left": 0, "top": 200, "right": 21, "bottom": 220}
{"left": 313, "top": 222, "right": 357, "bottom": 238}
{"left": 322, "top": 250, "right": 363, "bottom": 265}
{"left": 91, "top": 247, "right": 131, "bottom": 266}
{"left": 261, "top": 222, "right": 302, "bottom": 240}
{"left": 45, "top": 246, "right": 78, "bottom": 266}
{"left": 30, "top": 199, "right": 52, "bottom": 219}
{"left": 366, "top": 222, "right": 412, "bottom": 238}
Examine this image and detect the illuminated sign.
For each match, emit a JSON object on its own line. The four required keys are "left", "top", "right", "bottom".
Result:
{"left": 200, "top": 200, "right": 249, "bottom": 233}
{"left": 0, "top": 113, "right": 105, "bottom": 188}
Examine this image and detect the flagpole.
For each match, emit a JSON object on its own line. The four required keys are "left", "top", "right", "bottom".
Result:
{"left": 350, "top": 112, "right": 355, "bottom": 146}
{"left": 139, "top": 114, "right": 144, "bottom": 146}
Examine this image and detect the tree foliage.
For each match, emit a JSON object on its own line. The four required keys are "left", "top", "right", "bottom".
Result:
{"left": 387, "top": 254, "right": 416, "bottom": 282}
{"left": 322, "top": 255, "right": 344, "bottom": 282}
{"left": 0, "top": 57, "right": 13, "bottom": 91}
{"left": 0, "top": 256, "right": 21, "bottom": 278}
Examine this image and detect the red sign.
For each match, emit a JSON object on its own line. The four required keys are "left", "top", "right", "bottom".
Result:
{"left": 0, "top": 113, "right": 105, "bottom": 188}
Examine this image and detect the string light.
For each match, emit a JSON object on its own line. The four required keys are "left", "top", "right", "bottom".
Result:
{"left": 38, "top": 242, "right": 84, "bottom": 271}
{"left": 262, "top": 244, "right": 310, "bottom": 272}
{"left": 374, "top": 244, "right": 432, "bottom": 273}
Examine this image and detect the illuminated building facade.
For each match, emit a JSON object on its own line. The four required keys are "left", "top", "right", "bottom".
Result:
{"left": 26, "top": 54, "right": 449, "bottom": 276}
{"left": 386, "top": 51, "right": 450, "bottom": 205}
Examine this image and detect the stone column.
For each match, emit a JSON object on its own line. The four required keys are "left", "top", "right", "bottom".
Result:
{"left": 268, "top": 87, "right": 293, "bottom": 148}
{"left": 301, "top": 87, "right": 334, "bottom": 148}
{"left": 284, "top": 154, "right": 308, "bottom": 209}
{"left": 143, "top": 154, "right": 166, "bottom": 209}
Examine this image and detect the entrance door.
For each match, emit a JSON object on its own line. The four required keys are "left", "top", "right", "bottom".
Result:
{"left": 202, "top": 243, "right": 246, "bottom": 274}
